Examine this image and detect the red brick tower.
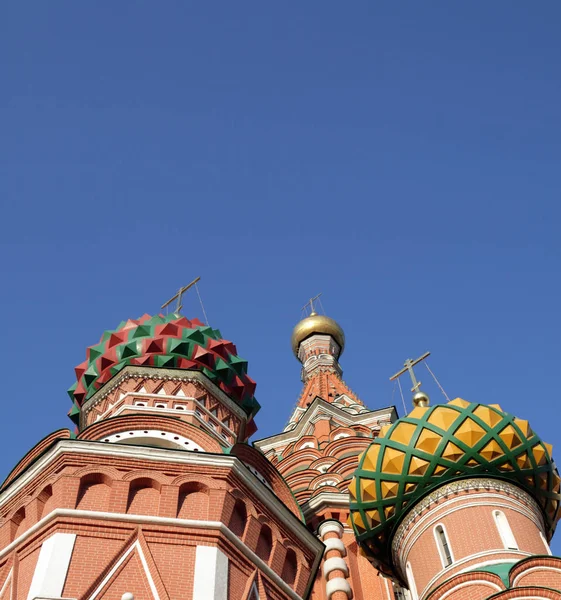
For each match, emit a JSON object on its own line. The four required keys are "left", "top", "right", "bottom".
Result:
{"left": 0, "top": 312, "right": 323, "bottom": 600}
{"left": 256, "top": 310, "right": 399, "bottom": 599}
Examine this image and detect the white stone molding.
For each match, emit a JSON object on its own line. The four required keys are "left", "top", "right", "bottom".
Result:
{"left": 512, "top": 564, "right": 561, "bottom": 587}
{"left": 87, "top": 540, "right": 159, "bottom": 600}
{"left": 325, "top": 577, "right": 352, "bottom": 599}
{"left": 322, "top": 557, "right": 349, "bottom": 578}
{"left": 193, "top": 546, "right": 228, "bottom": 600}
{"left": 27, "top": 533, "right": 76, "bottom": 600}
{"left": 101, "top": 429, "right": 204, "bottom": 451}
{"left": 323, "top": 538, "right": 346, "bottom": 556}
{"left": 436, "top": 580, "right": 501, "bottom": 600}
{"left": 0, "top": 569, "right": 12, "bottom": 598}
{"left": 318, "top": 521, "right": 343, "bottom": 538}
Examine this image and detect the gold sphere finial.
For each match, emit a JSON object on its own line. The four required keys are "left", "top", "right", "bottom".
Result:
{"left": 291, "top": 313, "right": 345, "bottom": 358}
{"left": 412, "top": 391, "right": 430, "bottom": 408}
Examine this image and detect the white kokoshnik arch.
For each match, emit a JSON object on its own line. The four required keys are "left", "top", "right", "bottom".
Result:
{"left": 101, "top": 429, "right": 204, "bottom": 451}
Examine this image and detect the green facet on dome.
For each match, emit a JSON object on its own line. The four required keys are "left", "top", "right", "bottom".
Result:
{"left": 349, "top": 398, "right": 561, "bottom": 578}
{"left": 68, "top": 313, "right": 260, "bottom": 424}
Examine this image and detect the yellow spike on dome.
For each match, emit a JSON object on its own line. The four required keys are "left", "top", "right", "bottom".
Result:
{"left": 454, "top": 418, "right": 486, "bottom": 447}
{"left": 498, "top": 461, "right": 514, "bottom": 472}
{"left": 516, "top": 452, "right": 531, "bottom": 469}
{"left": 533, "top": 443, "right": 547, "bottom": 466}
{"left": 415, "top": 428, "right": 442, "bottom": 454}
{"left": 480, "top": 439, "right": 504, "bottom": 461}
{"left": 408, "top": 456, "right": 430, "bottom": 476}
{"left": 405, "top": 482, "right": 417, "bottom": 494}
{"left": 448, "top": 398, "right": 470, "bottom": 408}
{"left": 537, "top": 472, "right": 549, "bottom": 490}
{"left": 544, "top": 442, "right": 554, "bottom": 458}
{"left": 442, "top": 441, "right": 464, "bottom": 462}
{"left": 365, "top": 509, "right": 381, "bottom": 528}
{"left": 409, "top": 406, "right": 429, "bottom": 420}
{"left": 385, "top": 505, "right": 395, "bottom": 518}
{"left": 488, "top": 403, "right": 504, "bottom": 412}
{"left": 352, "top": 512, "right": 367, "bottom": 533}
{"left": 380, "top": 480, "right": 399, "bottom": 499}
{"left": 466, "top": 458, "right": 479, "bottom": 466}
{"left": 361, "top": 479, "right": 378, "bottom": 502}
{"left": 378, "top": 424, "right": 392, "bottom": 439}
{"left": 428, "top": 406, "right": 460, "bottom": 431}
{"left": 500, "top": 424, "right": 523, "bottom": 450}
{"left": 433, "top": 465, "right": 448, "bottom": 475}
{"left": 390, "top": 422, "right": 417, "bottom": 445}
{"left": 362, "top": 445, "right": 380, "bottom": 472}
{"left": 514, "top": 418, "right": 532, "bottom": 437}
{"left": 348, "top": 478, "right": 357, "bottom": 501}
{"left": 474, "top": 405, "right": 503, "bottom": 428}
{"left": 381, "top": 447, "right": 405, "bottom": 474}
{"left": 552, "top": 471, "right": 561, "bottom": 494}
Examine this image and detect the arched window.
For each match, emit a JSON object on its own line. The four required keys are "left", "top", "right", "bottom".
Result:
{"left": 494, "top": 510, "right": 518, "bottom": 550}
{"left": 177, "top": 482, "right": 209, "bottom": 520}
{"left": 77, "top": 474, "right": 112, "bottom": 511}
{"left": 256, "top": 524, "right": 273, "bottom": 562}
{"left": 281, "top": 548, "right": 298, "bottom": 586}
{"left": 229, "top": 499, "right": 247, "bottom": 537}
{"left": 127, "top": 478, "right": 161, "bottom": 516}
{"left": 434, "top": 524, "right": 453, "bottom": 567}
{"left": 406, "top": 562, "right": 418, "bottom": 600}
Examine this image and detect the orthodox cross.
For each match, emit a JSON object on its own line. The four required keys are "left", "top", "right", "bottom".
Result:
{"left": 302, "top": 293, "right": 322, "bottom": 316}
{"left": 390, "top": 351, "right": 431, "bottom": 395}
{"left": 161, "top": 276, "right": 201, "bottom": 314}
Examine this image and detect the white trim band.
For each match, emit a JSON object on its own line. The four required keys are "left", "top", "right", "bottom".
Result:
{"left": 323, "top": 557, "right": 348, "bottom": 578}
{"left": 325, "top": 577, "right": 351, "bottom": 599}
{"left": 323, "top": 538, "right": 346, "bottom": 556}
{"left": 318, "top": 522, "right": 343, "bottom": 539}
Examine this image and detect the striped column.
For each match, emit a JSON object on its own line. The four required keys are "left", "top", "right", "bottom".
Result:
{"left": 318, "top": 520, "right": 352, "bottom": 600}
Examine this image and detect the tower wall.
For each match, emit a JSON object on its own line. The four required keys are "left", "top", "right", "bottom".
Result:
{"left": 392, "top": 479, "right": 551, "bottom": 599}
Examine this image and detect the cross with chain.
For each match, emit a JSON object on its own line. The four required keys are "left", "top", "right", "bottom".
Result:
{"left": 390, "top": 351, "right": 431, "bottom": 402}
{"left": 302, "top": 293, "right": 322, "bottom": 316}
{"left": 161, "top": 276, "right": 201, "bottom": 314}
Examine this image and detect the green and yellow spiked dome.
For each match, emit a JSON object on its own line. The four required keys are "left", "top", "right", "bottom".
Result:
{"left": 349, "top": 398, "right": 561, "bottom": 578}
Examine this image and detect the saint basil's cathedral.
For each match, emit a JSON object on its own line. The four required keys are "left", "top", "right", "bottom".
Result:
{"left": 0, "top": 299, "right": 560, "bottom": 600}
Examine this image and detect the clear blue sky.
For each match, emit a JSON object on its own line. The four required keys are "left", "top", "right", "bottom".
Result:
{"left": 1, "top": 2, "right": 560, "bottom": 550}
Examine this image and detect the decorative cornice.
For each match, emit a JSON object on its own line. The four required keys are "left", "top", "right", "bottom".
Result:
{"left": 254, "top": 398, "right": 396, "bottom": 453}
{"left": 0, "top": 439, "right": 319, "bottom": 548}
{"left": 81, "top": 366, "right": 248, "bottom": 427}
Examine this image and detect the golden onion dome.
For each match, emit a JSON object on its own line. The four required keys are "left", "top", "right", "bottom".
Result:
{"left": 291, "top": 312, "right": 345, "bottom": 358}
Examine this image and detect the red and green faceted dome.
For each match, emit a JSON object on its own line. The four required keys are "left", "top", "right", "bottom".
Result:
{"left": 349, "top": 399, "right": 561, "bottom": 579}
{"left": 68, "top": 313, "right": 260, "bottom": 424}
